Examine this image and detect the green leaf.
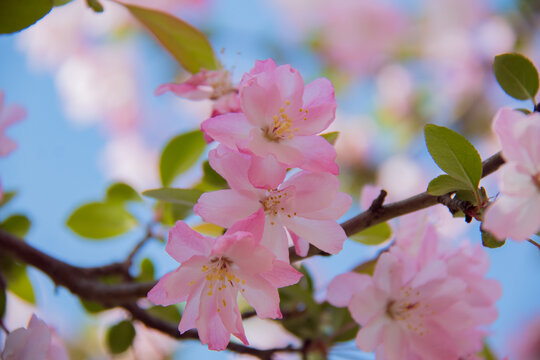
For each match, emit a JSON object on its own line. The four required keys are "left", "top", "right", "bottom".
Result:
{"left": 321, "top": 131, "right": 339, "bottom": 145}
{"left": 427, "top": 175, "right": 471, "bottom": 196}
{"left": 143, "top": 188, "right": 203, "bottom": 206}
{"left": 196, "top": 161, "right": 228, "bottom": 191}
{"left": 53, "top": 0, "right": 73, "bottom": 6}
{"left": 160, "top": 130, "right": 207, "bottom": 187}
{"left": 0, "top": 287, "right": 6, "bottom": 319}
{"left": 106, "top": 320, "right": 136, "bottom": 354}
{"left": 86, "top": 0, "right": 103, "bottom": 12}
{"left": 66, "top": 202, "right": 137, "bottom": 239}
{"left": 353, "top": 258, "right": 378, "bottom": 276}
{"left": 147, "top": 305, "right": 181, "bottom": 324}
{"left": 493, "top": 53, "right": 539, "bottom": 101}
{"left": 106, "top": 182, "right": 142, "bottom": 204}
{"left": 8, "top": 265, "right": 35, "bottom": 304}
{"left": 480, "top": 342, "right": 498, "bottom": 360}
{"left": 350, "top": 222, "right": 392, "bottom": 245}
{"left": 424, "top": 124, "right": 482, "bottom": 191}
{"left": 122, "top": 4, "right": 218, "bottom": 73}
{"left": 136, "top": 258, "right": 154, "bottom": 282}
{"left": 481, "top": 230, "right": 505, "bottom": 249}
{"left": 0, "top": 0, "right": 52, "bottom": 34}
{"left": 324, "top": 304, "right": 359, "bottom": 343}
{"left": 454, "top": 190, "right": 477, "bottom": 203}
{"left": 0, "top": 214, "right": 31, "bottom": 238}
{"left": 80, "top": 299, "right": 106, "bottom": 314}
{"left": 0, "top": 191, "right": 17, "bottom": 207}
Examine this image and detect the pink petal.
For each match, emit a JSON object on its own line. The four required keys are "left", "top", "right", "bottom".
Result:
{"left": 197, "top": 287, "right": 234, "bottom": 350}
{"left": 373, "top": 253, "right": 403, "bottom": 295}
{"left": 287, "top": 135, "right": 339, "bottom": 174}
{"left": 260, "top": 260, "right": 303, "bottom": 288}
{"left": 201, "top": 113, "right": 253, "bottom": 150}
{"left": 290, "top": 230, "right": 310, "bottom": 257}
{"left": 293, "top": 78, "right": 336, "bottom": 135}
{"left": 179, "top": 280, "right": 205, "bottom": 333}
{"left": 382, "top": 324, "right": 406, "bottom": 360}
{"left": 282, "top": 217, "right": 346, "bottom": 255}
{"left": 0, "top": 138, "right": 17, "bottom": 157}
{"left": 241, "top": 274, "right": 282, "bottom": 318}
{"left": 194, "top": 190, "right": 260, "bottom": 228}
{"left": 226, "top": 208, "right": 265, "bottom": 243}
{"left": 349, "top": 286, "right": 386, "bottom": 324}
{"left": 166, "top": 221, "right": 214, "bottom": 263}
{"left": 248, "top": 154, "right": 287, "bottom": 189}
{"left": 154, "top": 82, "right": 212, "bottom": 100}
{"left": 241, "top": 80, "right": 282, "bottom": 128}
{"left": 216, "top": 232, "right": 274, "bottom": 275}
{"left": 283, "top": 171, "right": 339, "bottom": 214}
{"left": 239, "top": 59, "right": 277, "bottom": 88}
{"left": 216, "top": 288, "right": 248, "bottom": 345}
{"left": 483, "top": 191, "right": 540, "bottom": 241}
{"left": 261, "top": 217, "right": 290, "bottom": 262}
{"left": 355, "top": 317, "right": 388, "bottom": 352}
{"left": 147, "top": 258, "right": 207, "bottom": 305}
{"left": 245, "top": 129, "right": 304, "bottom": 167}
{"left": 208, "top": 145, "right": 260, "bottom": 194}
{"left": 327, "top": 272, "right": 372, "bottom": 307}
{"left": 300, "top": 192, "right": 352, "bottom": 220}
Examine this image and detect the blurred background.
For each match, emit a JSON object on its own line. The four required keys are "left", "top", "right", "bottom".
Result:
{"left": 0, "top": 0, "right": 539, "bottom": 358}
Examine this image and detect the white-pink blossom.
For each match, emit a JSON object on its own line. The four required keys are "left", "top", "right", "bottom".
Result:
{"left": 147, "top": 209, "right": 302, "bottom": 350}
{"left": 0, "top": 92, "right": 25, "bottom": 158}
{"left": 483, "top": 108, "right": 540, "bottom": 241}
{"left": 194, "top": 146, "right": 351, "bottom": 261}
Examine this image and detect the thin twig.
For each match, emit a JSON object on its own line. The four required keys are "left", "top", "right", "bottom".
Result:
{"left": 527, "top": 238, "right": 540, "bottom": 251}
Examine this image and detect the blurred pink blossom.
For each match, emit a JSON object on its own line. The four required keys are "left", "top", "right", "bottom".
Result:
{"left": 1, "top": 314, "right": 69, "bottom": 360}
{"left": 510, "top": 315, "right": 540, "bottom": 360}
{"left": 0, "top": 92, "right": 26, "bottom": 157}
{"left": 483, "top": 108, "right": 540, "bottom": 241}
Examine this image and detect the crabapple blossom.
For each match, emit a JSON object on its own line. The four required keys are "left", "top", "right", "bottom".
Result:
{"left": 327, "top": 223, "right": 500, "bottom": 360}
{"left": 0, "top": 92, "right": 25, "bottom": 157}
{"left": 201, "top": 59, "right": 338, "bottom": 178}
{"left": 155, "top": 69, "right": 241, "bottom": 116}
{"left": 483, "top": 108, "right": 540, "bottom": 241}
{"left": 1, "top": 314, "right": 69, "bottom": 360}
{"left": 147, "top": 209, "right": 302, "bottom": 350}
{"left": 194, "top": 146, "right": 351, "bottom": 261}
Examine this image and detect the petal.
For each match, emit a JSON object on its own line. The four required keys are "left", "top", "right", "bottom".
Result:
{"left": 208, "top": 145, "right": 260, "bottom": 194}
{"left": 355, "top": 317, "right": 389, "bottom": 352}
{"left": 196, "top": 286, "right": 233, "bottom": 350}
{"left": 201, "top": 113, "right": 253, "bottom": 150}
{"left": 194, "top": 190, "right": 261, "bottom": 228}
{"left": 216, "top": 232, "right": 275, "bottom": 275}
{"left": 216, "top": 288, "right": 248, "bottom": 345}
{"left": 327, "top": 272, "right": 372, "bottom": 307}
{"left": 154, "top": 82, "right": 212, "bottom": 100}
{"left": 261, "top": 217, "right": 291, "bottom": 262}
{"left": 246, "top": 129, "right": 304, "bottom": 167}
{"left": 241, "top": 80, "right": 282, "bottom": 128}
{"left": 287, "top": 135, "right": 339, "bottom": 174}
{"left": 241, "top": 274, "right": 282, "bottom": 318}
{"left": 383, "top": 324, "right": 406, "bottom": 360}
{"left": 179, "top": 280, "right": 205, "bottom": 333}
{"left": 293, "top": 78, "right": 336, "bottom": 135}
{"left": 226, "top": 208, "right": 265, "bottom": 243}
{"left": 0, "top": 137, "right": 18, "bottom": 157}
{"left": 483, "top": 192, "right": 540, "bottom": 241}
{"left": 290, "top": 230, "right": 310, "bottom": 257}
{"left": 147, "top": 258, "right": 207, "bottom": 305}
{"left": 248, "top": 154, "right": 287, "bottom": 189}
{"left": 166, "top": 221, "right": 214, "bottom": 263}
{"left": 349, "top": 286, "right": 387, "bottom": 324}
{"left": 300, "top": 192, "right": 352, "bottom": 220}
{"left": 283, "top": 171, "right": 339, "bottom": 213}
{"left": 282, "top": 217, "right": 346, "bottom": 255}
{"left": 260, "top": 260, "right": 303, "bottom": 288}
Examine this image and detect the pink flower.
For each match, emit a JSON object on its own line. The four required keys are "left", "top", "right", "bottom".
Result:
{"left": 201, "top": 59, "right": 338, "bottom": 176}
{"left": 510, "top": 315, "right": 540, "bottom": 360}
{"left": 1, "top": 314, "right": 69, "bottom": 360}
{"left": 194, "top": 146, "right": 351, "bottom": 261}
{"left": 147, "top": 209, "right": 302, "bottom": 351}
{"left": 483, "top": 108, "right": 540, "bottom": 241}
{"left": 327, "top": 226, "right": 501, "bottom": 359}
{"left": 0, "top": 92, "right": 26, "bottom": 157}
{"left": 156, "top": 69, "right": 240, "bottom": 116}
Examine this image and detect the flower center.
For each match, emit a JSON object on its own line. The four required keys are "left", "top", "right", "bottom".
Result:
{"left": 196, "top": 256, "right": 246, "bottom": 297}
{"left": 264, "top": 100, "right": 303, "bottom": 141}
{"left": 385, "top": 287, "right": 434, "bottom": 337}
{"left": 533, "top": 172, "right": 540, "bottom": 190}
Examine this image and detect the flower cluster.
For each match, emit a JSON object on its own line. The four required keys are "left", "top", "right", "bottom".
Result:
{"left": 149, "top": 59, "right": 351, "bottom": 349}
{"left": 328, "top": 217, "right": 501, "bottom": 359}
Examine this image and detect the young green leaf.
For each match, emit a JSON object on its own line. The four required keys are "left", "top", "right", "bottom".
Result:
{"left": 481, "top": 230, "right": 505, "bottom": 249}
{"left": 0, "top": 214, "right": 31, "bottom": 238}
{"left": 136, "top": 258, "right": 155, "bottom": 282}
{"left": 196, "top": 160, "right": 228, "bottom": 191}
{"left": 106, "top": 182, "right": 142, "bottom": 204}
{"left": 80, "top": 299, "right": 106, "bottom": 314}
{"left": 350, "top": 222, "right": 392, "bottom": 246}
{"left": 122, "top": 3, "right": 219, "bottom": 73}
{"left": 424, "top": 124, "right": 482, "bottom": 191}
{"left": 0, "top": 191, "right": 17, "bottom": 207}
{"left": 321, "top": 131, "right": 339, "bottom": 145}
{"left": 427, "top": 175, "right": 471, "bottom": 196}
{"left": 7, "top": 265, "right": 35, "bottom": 304}
{"left": 106, "top": 320, "right": 136, "bottom": 354}
{"left": 143, "top": 188, "right": 203, "bottom": 206}
{"left": 160, "top": 130, "right": 207, "bottom": 187}
{"left": 493, "top": 53, "right": 539, "bottom": 101}
{"left": 0, "top": 0, "right": 52, "bottom": 34}
{"left": 66, "top": 202, "right": 137, "bottom": 239}
{"left": 147, "top": 305, "right": 181, "bottom": 324}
